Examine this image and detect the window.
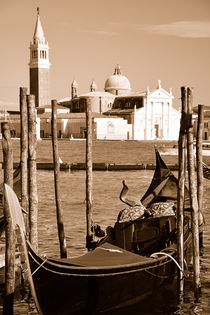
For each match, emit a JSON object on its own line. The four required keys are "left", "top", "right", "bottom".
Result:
{"left": 32, "top": 50, "right": 37, "bottom": 59}
{"left": 204, "top": 122, "right": 208, "bottom": 128}
{"left": 40, "top": 50, "right": 46, "bottom": 59}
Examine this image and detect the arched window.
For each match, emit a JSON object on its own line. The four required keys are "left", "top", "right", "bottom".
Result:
{"left": 107, "top": 121, "right": 115, "bottom": 134}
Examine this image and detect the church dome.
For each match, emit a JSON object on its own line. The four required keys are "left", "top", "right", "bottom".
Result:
{"left": 104, "top": 65, "right": 131, "bottom": 95}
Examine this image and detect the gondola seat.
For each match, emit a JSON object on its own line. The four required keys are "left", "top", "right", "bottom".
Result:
{"left": 114, "top": 215, "right": 176, "bottom": 254}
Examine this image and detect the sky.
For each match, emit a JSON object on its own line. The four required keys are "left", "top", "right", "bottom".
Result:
{"left": 0, "top": 0, "right": 210, "bottom": 110}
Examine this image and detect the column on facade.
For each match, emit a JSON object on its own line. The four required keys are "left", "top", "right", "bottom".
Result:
{"left": 167, "top": 102, "right": 171, "bottom": 139}
{"left": 162, "top": 102, "right": 165, "bottom": 139}
{"left": 151, "top": 102, "right": 154, "bottom": 139}
{"left": 145, "top": 100, "right": 148, "bottom": 140}
{"left": 134, "top": 105, "right": 137, "bottom": 140}
{"left": 131, "top": 106, "right": 135, "bottom": 140}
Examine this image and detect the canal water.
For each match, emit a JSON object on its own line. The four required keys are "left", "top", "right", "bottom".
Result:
{"left": 2, "top": 169, "right": 210, "bottom": 314}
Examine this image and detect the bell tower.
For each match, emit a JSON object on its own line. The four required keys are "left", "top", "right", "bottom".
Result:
{"left": 29, "top": 8, "right": 51, "bottom": 107}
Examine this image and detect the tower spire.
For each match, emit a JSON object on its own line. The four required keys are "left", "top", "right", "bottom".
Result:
{"left": 33, "top": 7, "right": 45, "bottom": 44}
{"left": 29, "top": 8, "right": 51, "bottom": 107}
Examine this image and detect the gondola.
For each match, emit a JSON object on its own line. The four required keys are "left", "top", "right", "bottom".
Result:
{"left": 113, "top": 147, "right": 191, "bottom": 255}
{"left": 4, "top": 150, "right": 195, "bottom": 315}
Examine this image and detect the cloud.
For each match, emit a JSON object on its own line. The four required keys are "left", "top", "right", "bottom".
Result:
{"left": 77, "top": 28, "right": 118, "bottom": 36}
{"left": 139, "top": 21, "right": 210, "bottom": 38}
{"left": 94, "top": 30, "right": 118, "bottom": 36}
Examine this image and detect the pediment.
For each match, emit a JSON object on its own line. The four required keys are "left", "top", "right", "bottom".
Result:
{"left": 147, "top": 88, "right": 173, "bottom": 99}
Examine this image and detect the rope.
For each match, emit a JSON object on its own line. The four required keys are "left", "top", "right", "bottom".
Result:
{"left": 21, "top": 207, "right": 28, "bottom": 215}
{"left": 150, "top": 252, "right": 187, "bottom": 278}
{"left": 31, "top": 257, "right": 48, "bottom": 276}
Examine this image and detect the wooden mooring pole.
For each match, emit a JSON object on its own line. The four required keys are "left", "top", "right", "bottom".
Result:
{"left": 20, "top": 87, "right": 28, "bottom": 216}
{"left": 1, "top": 122, "right": 15, "bottom": 315}
{"left": 177, "top": 86, "right": 187, "bottom": 292}
{"left": 196, "top": 105, "right": 204, "bottom": 247}
{"left": 86, "top": 99, "right": 94, "bottom": 251}
{"left": 186, "top": 87, "right": 201, "bottom": 298}
{"left": 51, "top": 100, "right": 67, "bottom": 258}
{"left": 27, "top": 95, "right": 38, "bottom": 251}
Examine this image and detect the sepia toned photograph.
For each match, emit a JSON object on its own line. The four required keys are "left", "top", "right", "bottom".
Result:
{"left": 0, "top": 0, "right": 210, "bottom": 314}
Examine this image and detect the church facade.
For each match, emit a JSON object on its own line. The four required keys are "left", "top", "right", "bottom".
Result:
{"left": 102, "top": 80, "right": 180, "bottom": 140}
{"left": 59, "top": 66, "right": 180, "bottom": 140}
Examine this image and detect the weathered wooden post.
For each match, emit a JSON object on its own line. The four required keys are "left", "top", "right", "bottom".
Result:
{"left": 27, "top": 95, "right": 38, "bottom": 251}
{"left": 186, "top": 87, "right": 201, "bottom": 298}
{"left": 177, "top": 86, "right": 187, "bottom": 292}
{"left": 86, "top": 98, "right": 94, "bottom": 250}
{"left": 20, "top": 87, "right": 28, "bottom": 214}
{"left": 51, "top": 99, "right": 67, "bottom": 258}
{"left": 196, "top": 104, "right": 204, "bottom": 247}
{"left": 1, "top": 122, "right": 15, "bottom": 314}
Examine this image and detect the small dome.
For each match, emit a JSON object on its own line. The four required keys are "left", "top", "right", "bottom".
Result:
{"left": 105, "top": 75, "right": 131, "bottom": 91}
{"left": 71, "top": 79, "right": 78, "bottom": 87}
{"left": 104, "top": 65, "right": 131, "bottom": 95}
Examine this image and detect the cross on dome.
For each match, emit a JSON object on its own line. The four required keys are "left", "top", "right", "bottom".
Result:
{"left": 114, "top": 64, "right": 121, "bottom": 75}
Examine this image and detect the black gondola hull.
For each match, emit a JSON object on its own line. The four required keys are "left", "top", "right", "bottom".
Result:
{"left": 28, "top": 235, "right": 192, "bottom": 315}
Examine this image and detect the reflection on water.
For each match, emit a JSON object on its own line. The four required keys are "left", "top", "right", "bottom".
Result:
{"left": 2, "top": 170, "right": 210, "bottom": 314}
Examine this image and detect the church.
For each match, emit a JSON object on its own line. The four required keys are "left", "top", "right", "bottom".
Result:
{"left": 14, "top": 9, "right": 181, "bottom": 141}
{"left": 57, "top": 63, "right": 180, "bottom": 140}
